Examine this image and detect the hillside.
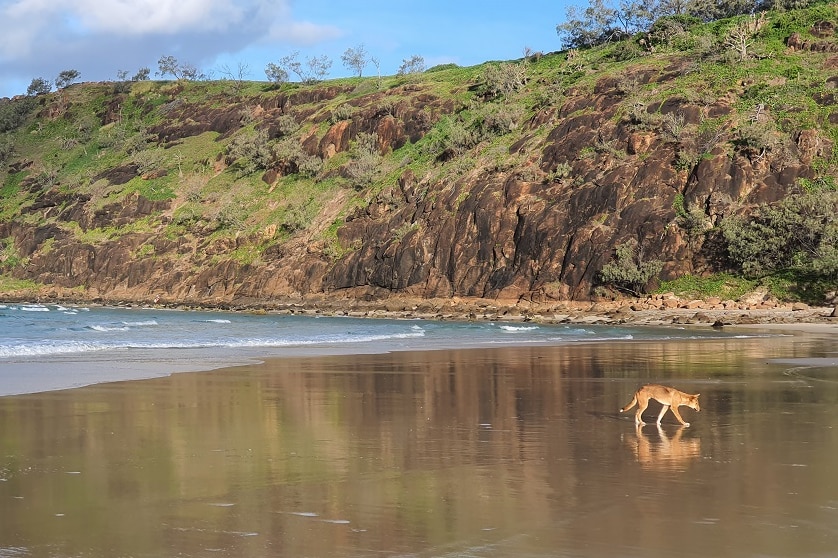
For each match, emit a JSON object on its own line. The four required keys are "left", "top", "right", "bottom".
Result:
{"left": 1, "top": 5, "right": 836, "bottom": 311}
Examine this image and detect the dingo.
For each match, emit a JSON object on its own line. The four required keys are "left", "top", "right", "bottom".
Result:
{"left": 621, "top": 384, "right": 700, "bottom": 427}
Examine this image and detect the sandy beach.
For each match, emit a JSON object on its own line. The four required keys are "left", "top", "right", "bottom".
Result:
{"left": 1, "top": 326, "right": 837, "bottom": 557}
{"left": 1, "top": 299, "right": 836, "bottom": 557}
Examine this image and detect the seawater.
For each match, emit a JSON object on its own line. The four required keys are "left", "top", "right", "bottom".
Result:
{"left": 0, "top": 302, "right": 779, "bottom": 396}
{"left": 0, "top": 302, "right": 770, "bottom": 358}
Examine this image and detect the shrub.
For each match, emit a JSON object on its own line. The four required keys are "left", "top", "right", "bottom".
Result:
{"left": 673, "top": 193, "right": 708, "bottom": 237}
{"left": 426, "top": 63, "right": 459, "bottom": 73}
{"left": 598, "top": 240, "right": 664, "bottom": 296}
{"left": 0, "top": 237, "right": 26, "bottom": 269}
{"left": 648, "top": 14, "right": 702, "bottom": 46}
{"left": 215, "top": 205, "right": 247, "bottom": 230}
{"left": 345, "top": 132, "right": 381, "bottom": 187}
{"left": 719, "top": 191, "right": 838, "bottom": 279}
{"left": 0, "top": 96, "right": 37, "bottom": 132}
{"left": 661, "top": 111, "right": 686, "bottom": 142}
{"left": 275, "top": 114, "right": 300, "bottom": 136}
{"left": 546, "top": 161, "right": 573, "bottom": 182}
{"left": 282, "top": 198, "right": 318, "bottom": 233}
{"left": 733, "top": 116, "right": 781, "bottom": 155}
{"left": 296, "top": 153, "right": 323, "bottom": 178}
{"left": 329, "top": 104, "right": 356, "bottom": 124}
{"left": 227, "top": 129, "right": 273, "bottom": 177}
{"left": 610, "top": 39, "right": 644, "bottom": 61}
{"left": 0, "top": 133, "right": 13, "bottom": 165}
{"left": 477, "top": 103, "right": 525, "bottom": 136}
{"left": 479, "top": 62, "right": 527, "bottom": 100}
{"left": 131, "top": 148, "right": 166, "bottom": 175}
{"left": 123, "top": 128, "right": 155, "bottom": 155}
{"left": 132, "top": 68, "right": 151, "bottom": 81}
{"left": 422, "top": 115, "right": 477, "bottom": 159}
{"left": 274, "top": 137, "right": 322, "bottom": 177}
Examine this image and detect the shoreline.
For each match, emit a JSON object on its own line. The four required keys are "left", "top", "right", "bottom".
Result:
{"left": 2, "top": 292, "right": 835, "bottom": 398}
{"left": 3, "top": 291, "right": 837, "bottom": 327}
{"left": 0, "top": 311, "right": 834, "bottom": 399}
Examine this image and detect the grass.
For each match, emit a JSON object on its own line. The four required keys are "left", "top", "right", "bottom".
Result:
{"left": 0, "top": 275, "right": 40, "bottom": 292}
{"left": 658, "top": 270, "right": 835, "bottom": 305}
{"left": 657, "top": 273, "right": 757, "bottom": 300}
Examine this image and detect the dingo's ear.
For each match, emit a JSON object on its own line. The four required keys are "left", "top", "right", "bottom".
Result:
{"left": 695, "top": 393, "right": 700, "bottom": 398}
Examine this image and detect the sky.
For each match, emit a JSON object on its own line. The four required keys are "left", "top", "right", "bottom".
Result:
{"left": 0, "top": 0, "right": 573, "bottom": 99}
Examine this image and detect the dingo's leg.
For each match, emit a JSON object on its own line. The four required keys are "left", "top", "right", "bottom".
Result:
{"left": 634, "top": 397, "right": 649, "bottom": 426}
{"left": 656, "top": 404, "right": 669, "bottom": 425}
{"left": 670, "top": 406, "right": 690, "bottom": 427}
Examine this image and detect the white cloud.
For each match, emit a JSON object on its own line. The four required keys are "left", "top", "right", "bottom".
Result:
{"left": 0, "top": 0, "right": 349, "bottom": 95}
{"left": 71, "top": 0, "right": 248, "bottom": 35}
{"left": 267, "top": 20, "right": 343, "bottom": 45}
{"left": 0, "top": 0, "right": 340, "bottom": 60}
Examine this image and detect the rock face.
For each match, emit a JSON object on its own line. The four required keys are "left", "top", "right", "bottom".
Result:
{"left": 1, "top": 30, "right": 835, "bottom": 307}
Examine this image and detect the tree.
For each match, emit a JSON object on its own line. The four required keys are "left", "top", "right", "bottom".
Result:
{"left": 556, "top": 0, "right": 621, "bottom": 49}
{"left": 271, "top": 52, "right": 332, "bottom": 84}
{"left": 723, "top": 14, "right": 766, "bottom": 62}
{"left": 220, "top": 62, "right": 250, "bottom": 94}
{"left": 341, "top": 44, "right": 369, "bottom": 77}
{"left": 114, "top": 70, "right": 132, "bottom": 93}
{"left": 157, "top": 55, "right": 202, "bottom": 80}
{"left": 370, "top": 57, "right": 382, "bottom": 89}
{"left": 157, "top": 55, "right": 181, "bottom": 78}
{"left": 304, "top": 55, "right": 332, "bottom": 83}
{"left": 132, "top": 67, "right": 151, "bottom": 81}
{"left": 55, "top": 69, "right": 81, "bottom": 89}
{"left": 687, "top": 0, "right": 753, "bottom": 21}
{"left": 397, "top": 55, "right": 426, "bottom": 75}
{"left": 26, "top": 77, "right": 51, "bottom": 96}
{"left": 265, "top": 63, "right": 289, "bottom": 86}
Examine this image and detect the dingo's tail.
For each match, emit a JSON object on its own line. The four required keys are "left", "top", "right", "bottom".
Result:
{"left": 620, "top": 395, "right": 637, "bottom": 413}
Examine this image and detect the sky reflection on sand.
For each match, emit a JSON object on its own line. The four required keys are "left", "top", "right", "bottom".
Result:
{"left": 0, "top": 332, "right": 837, "bottom": 557}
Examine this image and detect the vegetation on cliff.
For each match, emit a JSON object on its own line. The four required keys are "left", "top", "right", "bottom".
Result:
{"left": 0, "top": 3, "right": 836, "bottom": 306}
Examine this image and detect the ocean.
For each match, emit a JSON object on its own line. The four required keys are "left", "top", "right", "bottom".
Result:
{"left": 0, "top": 302, "right": 776, "bottom": 396}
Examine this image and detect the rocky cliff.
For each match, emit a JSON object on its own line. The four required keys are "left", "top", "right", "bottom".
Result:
{"left": 1, "top": 7, "right": 836, "bottom": 309}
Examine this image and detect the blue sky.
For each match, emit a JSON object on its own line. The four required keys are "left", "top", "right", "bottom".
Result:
{"left": 0, "top": 0, "right": 573, "bottom": 98}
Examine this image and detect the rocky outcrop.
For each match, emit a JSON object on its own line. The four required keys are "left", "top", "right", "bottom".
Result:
{"left": 787, "top": 20, "right": 838, "bottom": 52}
{"left": 1, "top": 22, "right": 836, "bottom": 309}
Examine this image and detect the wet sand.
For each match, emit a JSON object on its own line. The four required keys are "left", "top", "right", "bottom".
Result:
{"left": 1, "top": 326, "right": 837, "bottom": 557}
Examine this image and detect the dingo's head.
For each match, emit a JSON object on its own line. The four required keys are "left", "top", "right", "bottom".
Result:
{"left": 687, "top": 394, "right": 700, "bottom": 412}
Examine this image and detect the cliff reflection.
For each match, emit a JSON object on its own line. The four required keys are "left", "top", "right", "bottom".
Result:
{"left": 2, "top": 335, "right": 838, "bottom": 557}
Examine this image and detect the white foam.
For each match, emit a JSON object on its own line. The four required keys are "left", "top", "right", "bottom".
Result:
{"left": 0, "top": 342, "right": 110, "bottom": 358}
{"left": 498, "top": 325, "right": 539, "bottom": 332}
{"left": 121, "top": 320, "right": 159, "bottom": 327}
{"left": 89, "top": 325, "right": 130, "bottom": 332}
